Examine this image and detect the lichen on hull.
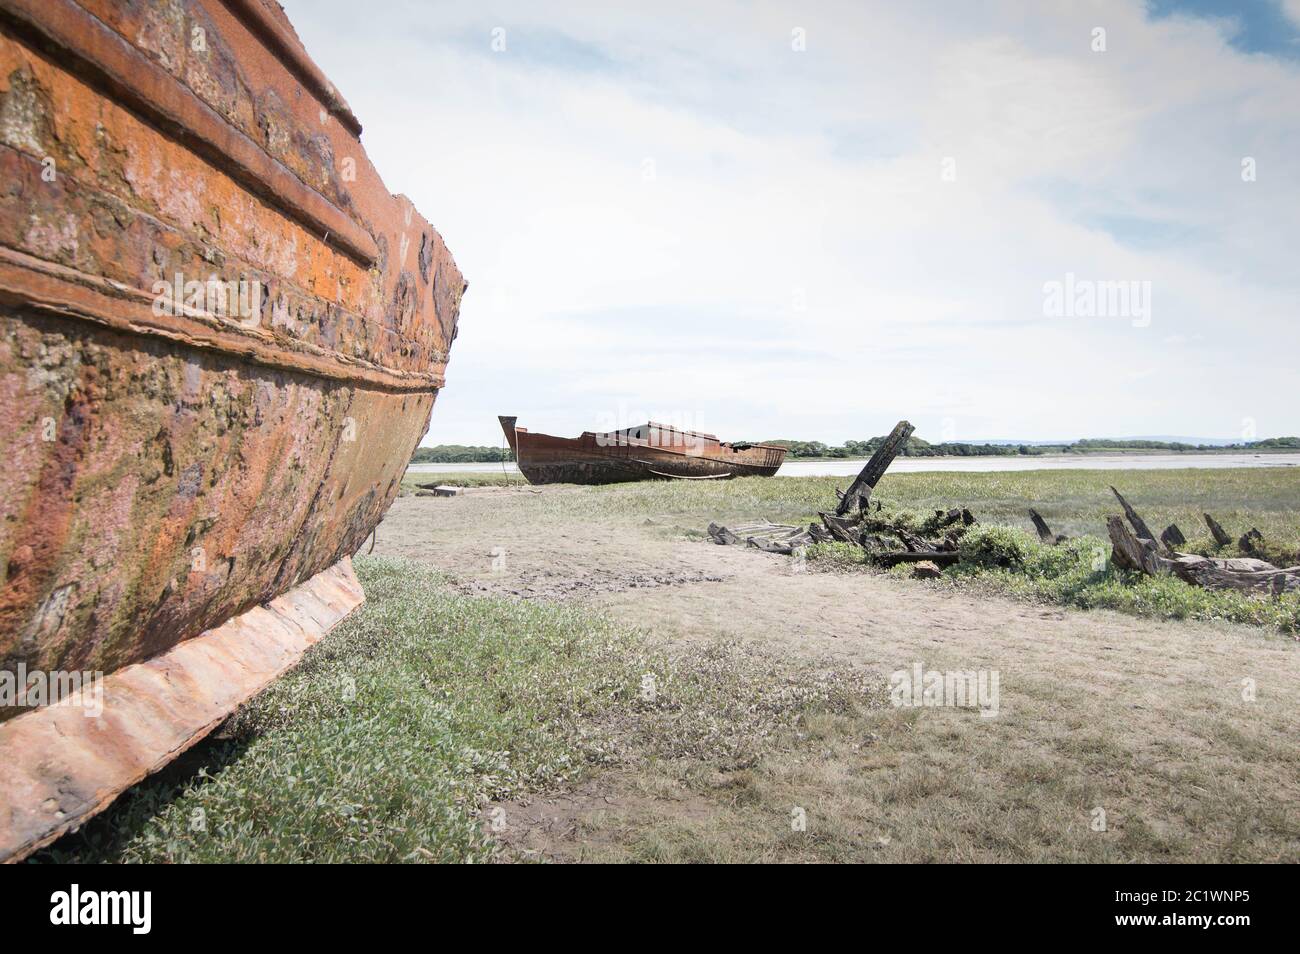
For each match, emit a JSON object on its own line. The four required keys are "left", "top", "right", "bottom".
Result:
{"left": 0, "top": 0, "right": 463, "bottom": 687}
{"left": 0, "top": 0, "right": 465, "bottom": 858}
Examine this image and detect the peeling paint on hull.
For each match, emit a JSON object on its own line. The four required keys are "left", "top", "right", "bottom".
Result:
{"left": 0, "top": 0, "right": 464, "bottom": 859}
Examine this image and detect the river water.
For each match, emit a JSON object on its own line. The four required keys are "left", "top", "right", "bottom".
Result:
{"left": 407, "top": 453, "right": 1299, "bottom": 477}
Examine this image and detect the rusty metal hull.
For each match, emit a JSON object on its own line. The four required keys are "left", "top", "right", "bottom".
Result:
{"left": 499, "top": 416, "right": 786, "bottom": 485}
{"left": 0, "top": 0, "right": 463, "bottom": 858}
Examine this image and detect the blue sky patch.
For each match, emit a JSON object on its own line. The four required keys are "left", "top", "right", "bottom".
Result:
{"left": 1147, "top": 0, "right": 1300, "bottom": 59}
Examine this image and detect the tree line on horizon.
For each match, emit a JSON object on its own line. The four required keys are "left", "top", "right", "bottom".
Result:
{"left": 763, "top": 435, "right": 1300, "bottom": 459}
{"left": 411, "top": 435, "right": 1299, "bottom": 463}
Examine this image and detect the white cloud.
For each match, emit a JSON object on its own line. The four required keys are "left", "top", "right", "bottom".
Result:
{"left": 284, "top": 0, "right": 1300, "bottom": 443}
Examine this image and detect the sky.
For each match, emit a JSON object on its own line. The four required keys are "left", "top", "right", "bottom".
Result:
{"left": 282, "top": 0, "right": 1300, "bottom": 446}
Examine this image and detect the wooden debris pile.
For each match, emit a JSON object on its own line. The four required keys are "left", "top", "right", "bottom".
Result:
{"left": 706, "top": 520, "right": 826, "bottom": 554}
{"left": 813, "top": 421, "right": 986, "bottom": 568}
{"left": 415, "top": 483, "right": 465, "bottom": 497}
{"left": 704, "top": 417, "right": 1299, "bottom": 599}
{"left": 707, "top": 420, "right": 980, "bottom": 572}
{"left": 1106, "top": 487, "right": 1300, "bottom": 595}
{"left": 816, "top": 503, "right": 976, "bottom": 568}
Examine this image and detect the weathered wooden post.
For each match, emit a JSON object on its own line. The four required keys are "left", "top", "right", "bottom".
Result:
{"left": 835, "top": 420, "right": 914, "bottom": 515}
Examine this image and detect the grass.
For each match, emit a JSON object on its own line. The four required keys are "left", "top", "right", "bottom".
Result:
{"left": 379, "top": 464, "right": 1297, "bottom": 862}
{"left": 430, "top": 465, "right": 1300, "bottom": 633}
{"left": 464, "top": 465, "right": 1300, "bottom": 633}
{"left": 402, "top": 464, "right": 1300, "bottom": 539}
{"left": 444, "top": 466, "right": 1300, "bottom": 542}
{"left": 400, "top": 471, "right": 516, "bottom": 494}
{"left": 33, "top": 557, "right": 877, "bottom": 863}
{"left": 562, "top": 690, "right": 1300, "bottom": 863}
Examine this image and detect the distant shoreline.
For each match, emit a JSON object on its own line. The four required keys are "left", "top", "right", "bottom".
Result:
{"left": 407, "top": 452, "right": 1300, "bottom": 476}
{"left": 413, "top": 439, "right": 1300, "bottom": 466}
{"left": 787, "top": 446, "right": 1300, "bottom": 462}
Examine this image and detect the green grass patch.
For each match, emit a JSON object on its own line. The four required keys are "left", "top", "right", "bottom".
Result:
{"left": 34, "top": 557, "right": 878, "bottom": 863}
{"left": 400, "top": 471, "right": 516, "bottom": 493}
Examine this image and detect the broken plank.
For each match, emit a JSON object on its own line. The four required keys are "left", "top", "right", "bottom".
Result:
{"left": 1160, "top": 523, "right": 1187, "bottom": 549}
{"left": 1174, "top": 558, "right": 1300, "bottom": 595}
{"left": 1204, "top": 513, "right": 1233, "bottom": 547}
{"left": 747, "top": 537, "right": 794, "bottom": 554}
{"left": 808, "top": 523, "right": 834, "bottom": 544}
{"left": 895, "top": 529, "right": 930, "bottom": 553}
{"left": 1108, "top": 515, "right": 1171, "bottom": 575}
{"left": 706, "top": 522, "right": 742, "bottom": 546}
{"left": 1028, "top": 509, "right": 1056, "bottom": 545}
{"left": 1110, "top": 486, "right": 1163, "bottom": 549}
{"left": 819, "top": 511, "right": 862, "bottom": 545}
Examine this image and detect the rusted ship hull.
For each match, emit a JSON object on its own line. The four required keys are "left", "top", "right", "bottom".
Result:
{"left": 500, "top": 416, "right": 786, "bottom": 485}
{"left": 0, "top": 0, "right": 463, "bottom": 860}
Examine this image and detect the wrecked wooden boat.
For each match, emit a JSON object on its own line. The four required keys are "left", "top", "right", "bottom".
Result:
{"left": 499, "top": 416, "right": 785, "bottom": 484}
{"left": 0, "top": 0, "right": 464, "bottom": 861}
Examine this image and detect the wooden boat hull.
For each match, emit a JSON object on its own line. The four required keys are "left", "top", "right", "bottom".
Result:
{"left": 0, "top": 0, "right": 463, "bottom": 859}
{"left": 499, "top": 416, "right": 785, "bottom": 485}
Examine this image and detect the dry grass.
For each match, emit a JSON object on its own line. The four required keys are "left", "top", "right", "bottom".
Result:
{"left": 435, "top": 467, "right": 1300, "bottom": 863}
{"left": 559, "top": 672, "right": 1299, "bottom": 863}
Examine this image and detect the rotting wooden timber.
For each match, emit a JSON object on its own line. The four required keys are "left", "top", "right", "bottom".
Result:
{"left": 707, "top": 520, "right": 814, "bottom": 554}
{"left": 1204, "top": 513, "right": 1233, "bottom": 547}
{"left": 1028, "top": 508, "right": 1066, "bottom": 545}
{"left": 835, "top": 420, "right": 914, "bottom": 515}
{"left": 713, "top": 499, "right": 979, "bottom": 569}
{"left": 1108, "top": 518, "right": 1300, "bottom": 595}
{"left": 1110, "top": 486, "right": 1163, "bottom": 551}
{"left": 0, "top": 0, "right": 464, "bottom": 861}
